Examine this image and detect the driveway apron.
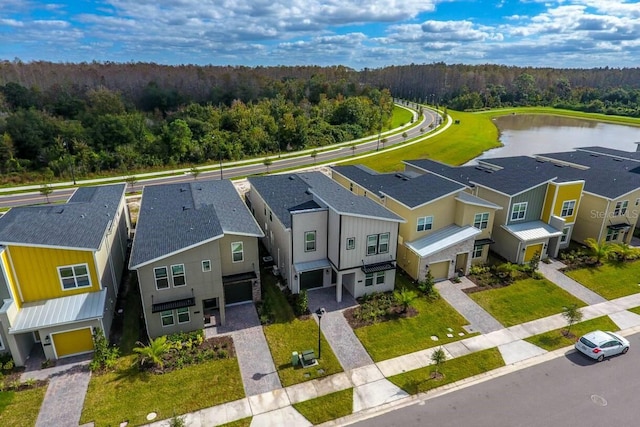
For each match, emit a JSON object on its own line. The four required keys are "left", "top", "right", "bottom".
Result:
{"left": 219, "top": 303, "right": 282, "bottom": 396}
{"left": 34, "top": 364, "right": 91, "bottom": 427}
{"left": 538, "top": 260, "right": 606, "bottom": 305}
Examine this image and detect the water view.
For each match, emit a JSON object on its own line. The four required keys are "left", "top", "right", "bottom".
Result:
{"left": 468, "top": 114, "right": 640, "bottom": 164}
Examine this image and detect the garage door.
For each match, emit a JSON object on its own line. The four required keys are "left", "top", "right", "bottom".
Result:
{"left": 224, "top": 280, "right": 253, "bottom": 305}
{"left": 52, "top": 328, "right": 94, "bottom": 358}
{"left": 300, "top": 269, "right": 323, "bottom": 290}
{"left": 524, "top": 243, "right": 544, "bottom": 262}
{"left": 428, "top": 261, "right": 450, "bottom": 281}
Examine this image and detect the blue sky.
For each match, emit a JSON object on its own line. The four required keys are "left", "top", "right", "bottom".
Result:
{"left": 1, "top": 1, "right": 639, "bottom": 69}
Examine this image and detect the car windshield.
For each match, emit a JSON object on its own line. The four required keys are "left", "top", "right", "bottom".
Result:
{"left": 604, "top": 332, "right": 619, "bottom": 341}
{"left": 580, "top": 337, "right": 597, "bottom": 348}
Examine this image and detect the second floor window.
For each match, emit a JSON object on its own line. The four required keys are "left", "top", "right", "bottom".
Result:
{"left": 346, "top": 237, "right": 355, "bottom": 250}
{"left": 171, "top": 264, "right": 186, "bottom": 286}
{"left": 560, "top": 226, "right": 570, "bottom": 243}
{"left": 417, "top": 216, "right": 433, "bottom": 232}
{"left": 561, "top": 200, "right": 576, "bottom": 217}
{"left": 58, "top": 264, "right": 91, "bottom": 290}
{"left": 614, "top": 200, "right": 628, "bottom": 216}
{"left": 367, "top": 232, "right": 390, "bottom": 255}
{"left": 473, "top": 212, "right": 489, "bottom": 230}
{"left": 154, "top": 267, "right": 169, "bottom": 289}
{"left": 511, "top": 202, "right": 527, "bottom": 221}
{"left": 232, "top": 242, "right": 244, "bottom": 262}
{"left": 305, "top": 231, "right": 316, "bottom": 252}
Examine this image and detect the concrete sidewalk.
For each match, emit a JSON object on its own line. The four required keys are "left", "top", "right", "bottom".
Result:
{"left": 436, "top": 278, "right": 504, "bottom": 333}
{"left": 538, "top": 260, "right": 606, "bottom": 305}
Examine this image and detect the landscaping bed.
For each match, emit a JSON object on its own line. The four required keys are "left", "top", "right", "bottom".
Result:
{"left": 343, "top": 291, "right": 418, "bottom": 329}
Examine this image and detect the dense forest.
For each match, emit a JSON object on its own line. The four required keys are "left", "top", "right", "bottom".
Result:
{"left": 1, "top": 60, "right": 639, "bottom": 183}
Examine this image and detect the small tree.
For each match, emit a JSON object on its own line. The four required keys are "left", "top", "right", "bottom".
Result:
{"left": 431, "top": 347, "right": 446, "bottom": 377}
{"left": 584, "top": 237, "right": 612, "bottom": 264}
{"left": 310, "top": 150, "right": 318, "bottom": 164}
{"left": 89, "top": 328, "right": 119, "bottom": 372}
{"left": 381, "top": 137, "right": 387, "bottom": 148}
{"left": 295, "top": 289, "right": 309, "bottom": 316}
{"left": 124, "top": 175, "right": 137, "bottom": 192}
{"left": 394, "top": 288, "right": 417, "bottom": 313}
{"left": 190, "top": 166, "right": 201, "bottom": 180}
{"left": 418, "top": 270, "right": 436, "bottom": 298}
{"left": 263, "top": 157, "right": 272, "bottom": 173}
{"left": 528, "top": 251, "right": 541, "bottom": 272}
{"left": 39, "top": 183, "right": 53, "bottom": 204}
{"left": 562, "top": 304, "right": 583, "bottom": 337}
{"left": 402, "top": 131, "right": 408, "bottom": 140}
{"left": 350, "top": 144, "right": 357, "bottom": 156}
{"left": 611, "top": 243, "right": 638, "bottom": 262}
{"left": 133, "top": 336, "right": 170, "bottom": 370}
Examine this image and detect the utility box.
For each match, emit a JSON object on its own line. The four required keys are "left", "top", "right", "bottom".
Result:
{"left": 291, "top": 351, "right": 299, "bottom": 367}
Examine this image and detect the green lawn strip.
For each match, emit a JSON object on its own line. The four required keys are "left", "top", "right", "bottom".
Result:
{"left": 477, "top": 107, "right": 640, "bottom": 126}
{"left": 388, "top": 348, "right": 504, "bottom": 395}
{"left": 564, "top": 260, "right": 640, "bottom": 300}
{"left": 260, "top": 273, "right": 296, "bottom": 323}
{"left": 629, "top": 307, "right": 640, "bottom": 316}
{"left": 80, "top": 355, "right": 244, "bottom": 426}
{"left": 354, "top": 276, "right": 474, "bottom": 362}
{"left": 390, "top": 105, "right": 414, "bottom": 129}
{"left": 293, "top": 388, "right": 353, "bottom": 424}
{"left": 342, "top": 109, "right": 501, "bottom": 171}
{"left": 262, "top": 318, "right": 343, "bottom": 387}
{"left": 0, "top": 385, "right": 48, "bottom": 427}
{"left": 524, "top": 316, "right": 619, "bottom": 351}
{"left": 118, "top": 274, "right": 143, "bottom": 355}
{"left": 218, "top": 417, "right": 253, "bottom": 427}
{"left": 468, "top": 278, "right": 586, "bottom": 327}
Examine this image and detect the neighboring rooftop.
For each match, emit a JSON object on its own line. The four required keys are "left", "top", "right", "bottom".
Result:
{"left": 576, "top": 146, "right": 640, "bottom": 162}
{"left": 129, "top": 180, "right": 263, "bottom": 268}
{"left": 0, "top": 184, "right": 125, "bottom": 250}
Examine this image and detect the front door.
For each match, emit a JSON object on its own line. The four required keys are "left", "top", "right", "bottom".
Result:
{"left": 454, "top": 252, "right": 468, "bottom": 275}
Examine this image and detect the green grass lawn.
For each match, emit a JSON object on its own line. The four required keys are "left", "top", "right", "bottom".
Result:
{"left": 80, "top": 355, "right": 244, "bottom": 426}
{"left": 629, "top": 306, "right": 640, "bottom": 316}
{"left": 293, "top": 388, "right": 353, "bottom": 424}
{"left": 389, "top": 105, "right": 414, "bottom": 129}
{"left": 353, "top": 276, "right": 475, "bottom": 362}
{"left": 477, "top": 106, "right": 640, "bottom": 127}
{"left": 469, "top": 278, "right": 586, "bottom": 327}
{"left": 118, "top": 274, "right": 143, "bottom": 355}
{"left": 524, "top": 315, "right": 619, "bottom": 351}
{"left": 0, "top": 385, "right": 48, "bottom": 427}
{"left": 219, "top": 418, "right": 253, "bottom": 427}
{"left": 564, "top": 260, "right": 640, "bottom": 300}
{"left": 388, "top": 348, "right": 504, "bottom": 395}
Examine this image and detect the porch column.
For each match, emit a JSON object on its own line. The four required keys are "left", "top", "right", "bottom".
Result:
{"left": 336, "top": 274, "right": 342, "bottom": 303}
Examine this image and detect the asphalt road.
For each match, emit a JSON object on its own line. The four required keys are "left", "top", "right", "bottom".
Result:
{"left": 0, "top": 105, "right": 437, "bottom": 208}
{"left": 354, "top": 332, "right": 640, "bottom": 427}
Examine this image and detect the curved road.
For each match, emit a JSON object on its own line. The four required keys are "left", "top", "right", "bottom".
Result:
{"left": 0, "top": 104, "right": 439, "bottom": 208}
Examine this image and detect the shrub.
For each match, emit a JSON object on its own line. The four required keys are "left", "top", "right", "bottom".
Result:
{"left": 418, "top": 270, "right": 437, "bottom": 298}
{"left": 295, "top": 289, "right": 309, "bottom": 316}
{"left": 531, "top": 271, "right": 544, "bottom": 280}
{"left": 89, "top": 328, "right": 120, "bottom": 372}
{"left": 2, "top": 359, "right": 14, "bottom": 372}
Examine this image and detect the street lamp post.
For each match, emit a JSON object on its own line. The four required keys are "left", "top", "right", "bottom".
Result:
{"left": 315, "top": 307, "right": 326, "bottom": 359}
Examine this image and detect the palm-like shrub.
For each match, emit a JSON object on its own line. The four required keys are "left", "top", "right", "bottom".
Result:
{"left": 133, "top": 336, "right": 170, "bottom": 369}
{"left": 394, "top": 288, "right": 417, "bottom": 313}
{"left": 610, "top": 243, "right": 639, "bottom": 261}
{"left": 584, "top": 238, "right": 612, "bottom": 264}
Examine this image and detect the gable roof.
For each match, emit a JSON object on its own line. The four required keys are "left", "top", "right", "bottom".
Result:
{"left": 332, "top": 165, "right": 465, "bottom": 208}
{"left": 248, "top": 172, "right": 403, "bottom": 228}
{"left": 576, "top": 146, "right": 640, "bottom": 162}
{"left": 0, "top": 184, "right": 125, "bottom": 250}
{"left": 129, "top": 180, "right": 263, "bottom": 269}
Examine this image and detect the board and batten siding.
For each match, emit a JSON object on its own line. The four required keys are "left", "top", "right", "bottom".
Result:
{"left": 507, "top": 184, "right": 548, "bottom": 225}
{"left": 291, "top": 210, "right": 328, "bottom": 264}
{"left": 338, "top": 215, "right": 398, "bottom": 270}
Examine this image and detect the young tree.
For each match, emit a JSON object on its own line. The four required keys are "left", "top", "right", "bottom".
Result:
{"left": 39, "top": 183, "right": 53, "bottom": 204}
{"left": 584, "top": 238, "right": 612, "bottom": 264}
{"left": 394, "top": 288, "right": 417, "bottom": 313}
{"left": 133, "top": 336, "right": 170, "bottom": 370}
{"left": 190, "top": 166, "right": 201, "bottom": 180}
{"left": 431, "top": 347, "right": 446, "bottom": 377}
{"left": 562, "top": 304, "right": 583, "bottom": 337}
{"left": 310, "top": 150, "right": 318, "bottom": 164}
{"left": 124, "top": 175, "right": 138, "bottom": 192}
{"left": 263, "top": 157, "right": 273, "bottom": 173}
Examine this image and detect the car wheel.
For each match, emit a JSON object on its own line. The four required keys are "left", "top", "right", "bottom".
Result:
{"left": 622, "top": 347, "right": 629, "bottom": 354}
{"left": 597, "top": 354, "right": 604, "bottom": 362}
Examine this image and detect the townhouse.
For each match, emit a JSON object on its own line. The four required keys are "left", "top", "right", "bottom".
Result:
{"left": 129, "top": 180, "right": 263, "bottom": 339}
{"left": 0, "top": 184, "right": 129, "bottom": 365}
{"left": 246, "top": 172, "right": 404, "bottom": 302}
{"left": 331, "top": 165, "right": 501, "bottom": 282}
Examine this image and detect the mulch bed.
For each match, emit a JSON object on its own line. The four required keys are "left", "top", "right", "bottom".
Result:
{"left": 343, "top": 305, "right": 418, "bottom": 329}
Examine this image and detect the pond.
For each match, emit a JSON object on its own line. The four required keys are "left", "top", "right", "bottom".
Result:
{"left": 468, "top": 114, "right": 640, "bottom": 164}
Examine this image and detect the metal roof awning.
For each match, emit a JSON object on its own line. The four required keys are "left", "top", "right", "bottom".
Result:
{"left": 607, "top": 223, "right": 631, "bottom": 231}
{"left": 362, "top": 261, "right": 396, "bottom": 274}
{"left": 503, "top": 221, "right": 563, "bottom": 241}
{"left": 294, "top": 258, "right": 332, "bottom": 273}
{"left": 406, "top": 225, "right": 481, "bottom": 258}
{"left": 474, "top": 238, "right": 495, "bottom": 246}
{"left": 9, "top": 289, "right": 107, "bottom": 334}
{"left": 222, "top": 271, "right": 257, "bottom": 284}
{"left": 152, "top": 297, "right": 196, "bottom": 313}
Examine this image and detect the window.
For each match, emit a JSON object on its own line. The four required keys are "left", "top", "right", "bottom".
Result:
{"left": 606, "top": 228, "right": 620, "bottom": 242}
{"left": 0, "top": 333, "right": 4, "bottom": 351}
{"left": 472, "top": 244, "right": 483, "bottom": 259}
{"left": 561, "top": 200, "right": 576, "bottom": 217}
{"left": 177, "top": 307, "right": 190, "bottom": 324}
{"left": 269, "top": 210, "right": 273, "bottom": 221}
{"left": 511, "top": 202, "right": 527, "bottom": 221}
{"left": 58, "top": 264, "right": 92, "bottom": 290}
{"left": 346, "top": 237, "right": 355, "bottom": 250}
{"left": 161, "top": 310, "right": 174, "bottom": 327}
{"left": 378, "top": 233, "right": 390, "bottom": 254}
{"left": 367, "top": 235, "right": 378, "bottom": 255}
{"left": 614, "top": 200, "right": 628, "bottom": 216}
{"left": 202, "top": 260, "right": 211, "bottom": 272}
{"left": 232, "top": 242, "right": 244, "bottom": 263}
{"left": 473, "top": 213, "right": 489, "bottom": 230}
{"left": 305, "top": 231, "right": 316, "bottom": 252}
{"left": 365, "top": 272, "right": 385, "bottom": 286}
{"left": 154, "top": 267, "right": 169, "bottom": 290}
{"left": 349, "top": 182, "right": 354, "bottom": 192}
{"left": 417, "top": 216, "right": 433, "bottom": 232}
{"left": 264, "top": 205, "right": 266, "bottom": 215}
{"left": 375, "top": 271, "right": 385, "bottom": 285}
{"left": 560, "top": 226, "right": 570, "bottom": 243}
{"left": 636, "top": 198, "right": 640, "bottom": 206}
{"left": 171, "top": 264, "right": 186, "bottom": 287}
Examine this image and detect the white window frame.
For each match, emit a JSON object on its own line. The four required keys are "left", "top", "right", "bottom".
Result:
{"left": 304, "top": 231, "right": 316, "bottom": 252}
{"left": 367, "top": 234, "right": 378, "bottom": 256}
{"left": 58, "top": 263, "right": 92, "bottom": 291}
{"left": 378, "top": 233, "right": 390, "bottom": 254}
{"left": 473, "top": 212, "right": 489, "bottom": 230}
{"left": 614, "top": 200, "right": 628, "bottom": 216}
{"left": 606, "top": 228, "right": 620, "bottom": 242}
{"left": 560, "top": 226, "right": 570, "bottom": 243}
{"left": 0, "top": 333, "right": 4, "bottom": 350}
{"left": 154, "top": 266, "right": 169, "bottom": 290}
{"left": 202, "top": 260, "right": 211, "bottom": 272}
{"left": 417, "top": 216, "right": 433, "bottom": 232}
{"left": 161, "top": 310, "right": 175, "bottom": 327}
{"left": 365, "top": 273, "right": 374, "bottom": 287}
{"left": 171, "top": 264, "right": 186, "bottom": 287}
{"left": 561, "top": 200, "right": 576, "bottom": 217}
{"left": 232, "top": 242, "right": 244, "bottom": 263}
{"left": 346, "top": 237, "right": 355, "bottom": 250}
{"left": 635, "top": 198, "right": 640, "bottom": 206}
{"left": 511, "top": 202, "right": 528, "bottom": 221}
{"left": 375, "top": 271, "right": 385, "bottom": 285}
{"left": 365, "top": 271, "right": 385, "bottom": 287}
{"left": 177, "top": 307, "right": 190, "bottom": 324}
{"left": 472, "top": 244, "right": 483, "bottom": 259}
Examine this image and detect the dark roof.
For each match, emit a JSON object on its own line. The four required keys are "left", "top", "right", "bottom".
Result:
{"left": 0, "top": 184, "right": 126, "bottom": 250}
{"left": 576, "top": 146, "right": 640, "bottom": 162}
{"left": 129, "top": 180, "right": 263, "bottom": 268}
{"left": 248, "top": 172, "right": 403, "bottom": 228}
{"left": 332, "top": 165, "right": 465, "bottom": 208}
{"left": 404, "top": 157, "right": 557, "bottom": 196}
{"left": 152, "top": 297, "right": 195, "bottom": 313}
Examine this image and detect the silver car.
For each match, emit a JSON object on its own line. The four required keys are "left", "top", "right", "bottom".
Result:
{"left": 575, "top": 330, "right": 630, "bottom": 362}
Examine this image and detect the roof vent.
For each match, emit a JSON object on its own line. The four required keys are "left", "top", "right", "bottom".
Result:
{"left": 305, "top": 190, "right": 311, "bottom": 195}
{"left": 182, "top": 206, "right": 191, "bottom": 211}
{"left": 554, "top": 164, "right": 563, "bottom": 168}
{"left": 613, "top": 158, "right": 623, "bottom": 162}
{"left": 484, "top": 169, "right": 493, "bottom": 173}
{"left": 289, "top": 176, "right": 295, "bottom": 180}
{"left": 54, "top": 207, "right": 64, "bottom": 214}
{"left": 180, "top": 187, "right": 187, "bottom": 192}
{"left": 590, "top": 154, "right": 599, "bottom": 157}
{"left": 80, "top": 214, "right": 85, "bottom": 218}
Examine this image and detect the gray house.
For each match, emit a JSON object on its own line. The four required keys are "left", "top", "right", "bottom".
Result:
{"left": 129, "top": 180, "right": 263, "bottom": 339}
{"left": 247, "top": 172, "right": 404, "bottom": 302}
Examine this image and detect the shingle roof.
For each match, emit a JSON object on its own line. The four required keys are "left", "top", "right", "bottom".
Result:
{"left": 0, "top": 184, "right": 125, "bottom": 250}
{"left": 129, "top": 180, "right": 263, "bottom": 268}
{"left": 576, "top": 146, "right": 640, "bottom": 162}
{"left": 248, "top": 172, "right": 403, "bottom": 228}
{"left": 332, "top": 165, "right": 465, "bottom": 208}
